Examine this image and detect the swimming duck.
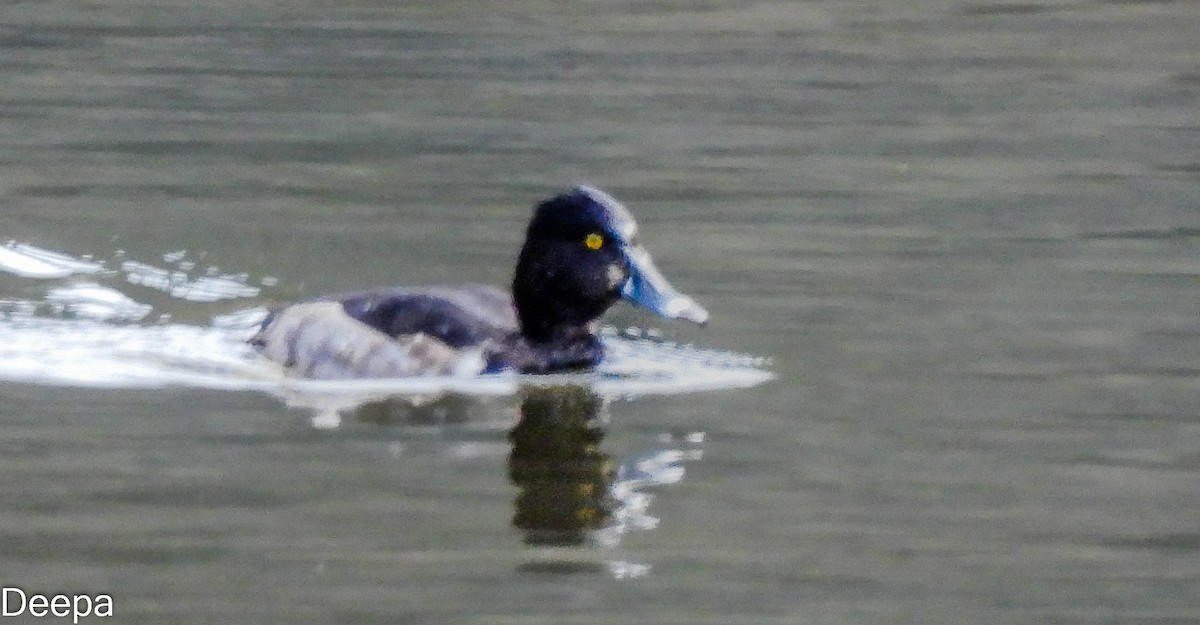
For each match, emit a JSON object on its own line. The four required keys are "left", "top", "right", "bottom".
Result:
{"left": 251, "top": 186, "right": 709, "bottom": 378}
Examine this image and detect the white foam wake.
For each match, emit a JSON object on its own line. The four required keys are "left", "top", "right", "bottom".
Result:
{"left": 0, "top": 243, "right": 773, "bottom": 409}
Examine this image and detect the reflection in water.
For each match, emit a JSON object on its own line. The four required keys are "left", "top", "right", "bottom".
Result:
{"left": 354, "top": 393, "right": 505, "bottom": 428}
{"left": 508, "top": 386, "right": 615, "bottom": 547}
{"left": 347, "top": 386, "right": 699, "bottom": 576}
{"left": 507, "top": 385, "right": 699, "bottom": 567}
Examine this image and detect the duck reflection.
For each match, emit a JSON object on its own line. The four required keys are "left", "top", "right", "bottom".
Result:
{"left": 343, "top": 385, "right": 698, "bottom": 552}
{"left": 510, "top": 385, "right": 701, "bottom": 550}
{"left": 353, "top": 393, "right": 500, "bottom": 427}
{"left": 508, "top": 386, "right": 615, "bottom": 546}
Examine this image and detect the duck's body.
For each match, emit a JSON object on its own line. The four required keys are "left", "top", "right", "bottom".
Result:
{"left": 251, "top": 186, "right": 707, "bottom": 378}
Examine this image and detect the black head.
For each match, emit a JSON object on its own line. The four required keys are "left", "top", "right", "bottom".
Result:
{"left": 512, "top": 186, "right": 707, "bottom": 342}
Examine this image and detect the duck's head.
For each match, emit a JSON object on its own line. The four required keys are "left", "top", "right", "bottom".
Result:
{"left": 513, "top": 185, "right": 709, "bottom": 341}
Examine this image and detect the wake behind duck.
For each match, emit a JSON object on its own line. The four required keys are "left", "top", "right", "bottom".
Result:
{"left": 0, "top": 188, "right": 772, "bottom": 408}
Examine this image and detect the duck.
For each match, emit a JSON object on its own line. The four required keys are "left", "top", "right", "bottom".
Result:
{"left": 250, "top": 185, "right": 709, "bottom": 378}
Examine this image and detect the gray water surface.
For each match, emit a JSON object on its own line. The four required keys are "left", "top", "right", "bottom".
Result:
{"left": 2, "top": 1, "right": 1200, "bottom": 624}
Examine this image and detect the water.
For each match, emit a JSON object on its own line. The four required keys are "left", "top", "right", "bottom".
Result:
{"left": 2, "top": 1, "right": 1200, "bottom": 623}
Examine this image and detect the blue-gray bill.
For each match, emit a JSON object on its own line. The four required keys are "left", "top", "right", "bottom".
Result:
{"left": 620, "top": 246, "right": 709, "bottom": 326}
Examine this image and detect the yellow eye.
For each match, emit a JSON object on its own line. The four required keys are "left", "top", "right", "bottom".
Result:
{"left": 584, "top": 233, "right": 603, "bottom": 250}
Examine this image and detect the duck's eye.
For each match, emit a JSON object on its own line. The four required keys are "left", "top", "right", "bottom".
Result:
{"left": 584, "top": 233, "right": 604, "bottom": 250}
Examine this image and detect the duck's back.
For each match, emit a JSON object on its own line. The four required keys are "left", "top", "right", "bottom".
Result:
{"left": 340, "top": 285, "right": 518, "bottom": 347}
{"left": 253, "top": 285, "right": 518, "bottom": 379}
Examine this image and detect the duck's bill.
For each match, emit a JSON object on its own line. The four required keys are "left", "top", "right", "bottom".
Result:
{"left": 621, "top": 246, "right": 709, "bottom": 325}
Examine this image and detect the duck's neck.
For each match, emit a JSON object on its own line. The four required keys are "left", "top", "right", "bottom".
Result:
{"left": 512, "top": 245, "right": 614, "bottom": 345}
{"left": 486, "top": 326, "right": 604, "bottom": 374}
